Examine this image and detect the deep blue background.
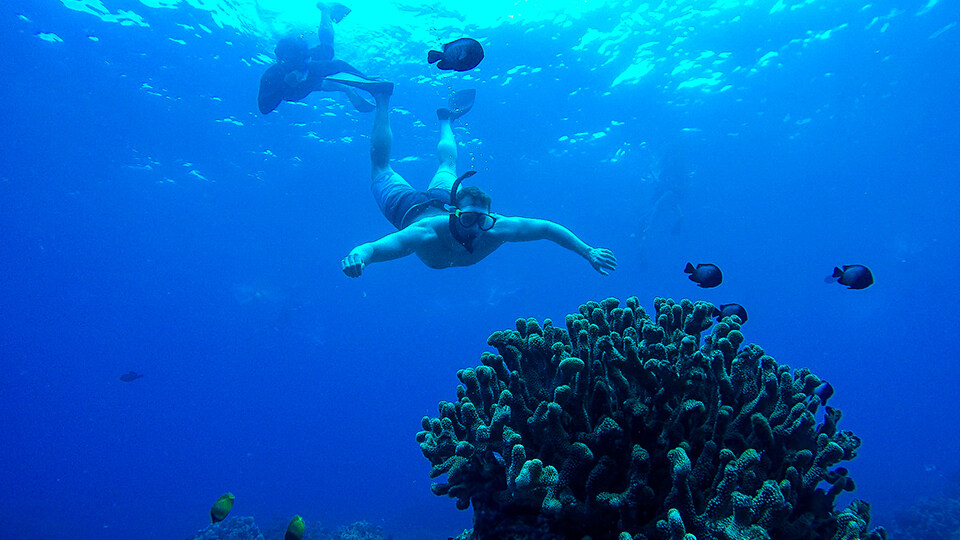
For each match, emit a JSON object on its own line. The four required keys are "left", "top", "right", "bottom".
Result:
{"left": 1, "top": 1, "right": 958, "bottom": 539}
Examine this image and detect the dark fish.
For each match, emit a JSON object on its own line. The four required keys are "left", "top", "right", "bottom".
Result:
{"left": 684, "top": 262, "right": 722, "bottom": 288}
{"left": 119, "top": 371, "right": 143, "bottom": 382}
{"left": 713, "top": 303, "right": 747, "bottom": 323}
{"left": 825, "top": 265, "right": 874, "bottom": 289}
{"left": 813, "top": 381, "right": 834, "bottom": 405}
{"left": 428, "top": 38, "right": 484, "bottom": 72}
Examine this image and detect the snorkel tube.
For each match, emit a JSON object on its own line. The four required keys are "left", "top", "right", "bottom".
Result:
{"left": 449, "top": 170, "right": 477, "bottom": 206}
{"left": 449, "top": 170, "right": 478, "bottom": 253}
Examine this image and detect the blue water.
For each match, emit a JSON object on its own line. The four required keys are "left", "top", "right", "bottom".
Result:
{"left": 1, "top": 1, "right": 958, "bottom": 539}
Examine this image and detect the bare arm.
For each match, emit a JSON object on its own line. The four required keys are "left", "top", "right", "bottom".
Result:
{"left": 495, "top": 217, "right": 618, "bottom": 275}
{"left": 341, "top": 224, "right": 436, "bottom": 277}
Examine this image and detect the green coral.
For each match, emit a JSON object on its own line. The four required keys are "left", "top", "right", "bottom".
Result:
{"left": 417, "top": 296, "right": 887, "bottom": 540}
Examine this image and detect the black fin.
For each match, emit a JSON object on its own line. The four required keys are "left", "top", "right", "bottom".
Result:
{"left": 326, "top": 3, "right": 351, "bottom": 23}
{"left": 684, "top": 262, "right": 695, "bottom": 273}
{"left": 449, "top": 170, "right": 478, "bottom": 206}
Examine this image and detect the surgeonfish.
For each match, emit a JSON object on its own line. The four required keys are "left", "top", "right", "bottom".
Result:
{"left": 428, "top": 38, "right": 484, "bottom": 72}
{"left": 713, "top": 303, "right": 747, "bottom": 323}
{"left": 210, "top": 492, "right": 235, "bottom": 523}
{"left": 814, "top": 381, "right": 834, "bottom": 405}
{"left": 285, "top": 515, "right": 306, "bottom": 540}
{"left": 825, "top": 265, "right": 874, "bottom": 289}
{"left": 684, "top": 262, "right": 722, "bottom": 288}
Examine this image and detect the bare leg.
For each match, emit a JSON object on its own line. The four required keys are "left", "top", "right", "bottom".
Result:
{"left": 640, "top": 191, "right": 670, "bottom": 240}
{"left": 428, "top": 117, "right": 458, "bottom": 191}
{"left": 319, "top": 7, "right": 332, "bottom": 36}
{"left": 429, "top": 90, "right": 474, "bottom": 191}
{"left": 670, "top": 201, "right": 685, "bottom": 234}
{"left": 370, "top": 92, "right": 393, "bottom": 180}
{"left": 314, "top": 4, "right": 335, "bottom": 61}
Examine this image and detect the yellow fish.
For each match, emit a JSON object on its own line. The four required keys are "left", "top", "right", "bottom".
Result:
{"left": 285, "top": 515, "right": 305, "bottom": 540}
{"left": 210, "top": 493, "right": 235, "bottom": 523}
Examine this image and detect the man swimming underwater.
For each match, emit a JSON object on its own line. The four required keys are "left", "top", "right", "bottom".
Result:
{"left": 258, "top": 2, "right": 378, "bottom": 114}
{"left": 333, "top": 83, "right": 618, "bottom": 277}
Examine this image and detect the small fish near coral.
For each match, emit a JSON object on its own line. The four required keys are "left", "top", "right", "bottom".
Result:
{"left": 713, "top": 302, "right": 747, "bottom": 323}
{"left": 825, "top": 264, "right": 874, "bottom": 289}
{"left": 119, "top": 371, "right": 143, "bottom": 382}
{"left": 210, "top": 492, "right": 235, "bottom": 523}
{"left": 428, "top": 38, "right": 484, "bottom": 71}
{"left": 684, "top": 262, "right": 722, "bottom": 288}
{"left": 285, "top": 515, "right": 305, "bottom": 540}
{"left": 814, "top": 380, "right": 834, "bottom": 405}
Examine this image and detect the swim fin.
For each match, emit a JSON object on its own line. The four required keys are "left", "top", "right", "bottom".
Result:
{"left": 317, "top": 2, "right": 351, "bottom": 23}
{"left": 344, "top": 87, "right": 375, "bottom": 112}
{"left": 324, "top": 72, "right": 394, "bottom": 96}
{"left": 437, "top": 89, "right": 475, "bottom": 121}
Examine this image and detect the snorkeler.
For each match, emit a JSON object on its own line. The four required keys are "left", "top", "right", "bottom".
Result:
{"left": 257, "top": 3, "right": 379, "bottom": 115}
{"left": 638, "top": 147, "right": 690, "bottom": 240}
{"left": 335, "top": 85, "right": 618, "bottom": 278}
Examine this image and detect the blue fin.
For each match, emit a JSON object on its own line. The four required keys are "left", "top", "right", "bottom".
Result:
{"left": 324, "top": 72, "right": 393, "bottom": 96}
{"left": 439, "top": 89, "right": 475, "bottom": 121}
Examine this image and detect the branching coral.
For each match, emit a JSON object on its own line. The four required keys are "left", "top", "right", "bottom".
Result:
{"left": 418, "top": 297, "right": 886, "bottom": 540}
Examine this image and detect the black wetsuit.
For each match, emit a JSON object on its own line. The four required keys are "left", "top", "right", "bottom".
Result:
{"left": 257, "top": 53, "right": 366, "bottom": 115}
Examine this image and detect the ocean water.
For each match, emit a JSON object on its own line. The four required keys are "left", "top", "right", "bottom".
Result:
{"left": 1, "top": 1, "right": 958, "bottom": 539}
